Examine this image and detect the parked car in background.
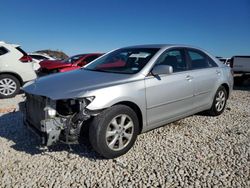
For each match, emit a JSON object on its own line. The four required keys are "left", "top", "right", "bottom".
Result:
{"left": 38, "top": 53, "right": 103, "bottom": 75}
{"left": 230, "top": 56, "right": 250, "bottom": 73}
{"left": 29, "top": 53, "right": 56, "bottom": 71}
{"left": 0, "top": 41, "right": 36, "bottom": 98}
{"left": 22, "top": 44, "right": 233, "bottom": 158}
{"left": 230, "top": 56, "right": 250, "bottom": 85}
{"left": 216, "top": 57, "right": 231, "bottom": 66}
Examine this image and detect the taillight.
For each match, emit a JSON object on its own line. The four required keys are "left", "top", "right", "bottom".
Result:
{"left": 19, "top": 55, "right": 32, "bottom": 63}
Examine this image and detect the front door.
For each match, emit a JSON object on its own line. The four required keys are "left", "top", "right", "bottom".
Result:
{"left": 145, "top": 48, "right": 194, "bottom": 128}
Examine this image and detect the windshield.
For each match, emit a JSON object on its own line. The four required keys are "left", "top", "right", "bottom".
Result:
{"left": 63, "top": 55, "right": 85, "bottom": 64}
{"left": 84, "top": 48, "right": 159, "bottom": 74}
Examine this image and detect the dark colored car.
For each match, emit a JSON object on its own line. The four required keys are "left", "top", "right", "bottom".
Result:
{"left": 38, "top": 53, "right": 103, "bottom": 75}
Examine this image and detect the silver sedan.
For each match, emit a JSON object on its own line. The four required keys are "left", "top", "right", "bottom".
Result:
{"left": 22, "top": 44, "right": 234, "bottom": 158}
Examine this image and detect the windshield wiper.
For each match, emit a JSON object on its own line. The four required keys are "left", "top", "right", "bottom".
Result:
{"left": 82, "top": 68, "right": 110, "bottom": 73}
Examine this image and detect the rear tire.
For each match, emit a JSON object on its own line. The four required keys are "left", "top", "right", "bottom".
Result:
{"left": 207, "top": 86, "right": 227, "bottom": 116}
{"left": 89, "top": 105, "right": 139, "bottom": 159}
{"left": 0, "top": 74, "right": 20, "bottom": 98}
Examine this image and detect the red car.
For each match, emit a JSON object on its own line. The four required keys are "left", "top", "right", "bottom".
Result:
{"left": 38, "top": 53, "right": 103, "bottom": 75}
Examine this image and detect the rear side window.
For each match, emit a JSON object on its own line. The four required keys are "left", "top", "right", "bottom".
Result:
{"left": 16, "top": 47, "right": 28, "bottom": 56}
{"left": 0, "top": 47, "right": 8, "bottom": 56}
{"left": 188, "top": 49, "right": 217, "bottom": 69}
{"left": 30, "top": 55, "right": 48, "bottom": 60}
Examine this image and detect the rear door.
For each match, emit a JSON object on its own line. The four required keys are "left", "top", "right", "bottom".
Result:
{"left": 186, "top": 48, "right": 220, "bottom": 108}
{"left": 145, "top": 48, "right": 195, "bottom": 128}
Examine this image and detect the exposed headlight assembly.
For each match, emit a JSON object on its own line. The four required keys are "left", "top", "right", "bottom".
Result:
{"left": 80, "top": 96, "right": 95, "bottom": 108}
{"left": 85, "top": 96, "right": 95, "bottom": 105}
{"left": 44, "top": 106, "right": 57, "bottom": 118}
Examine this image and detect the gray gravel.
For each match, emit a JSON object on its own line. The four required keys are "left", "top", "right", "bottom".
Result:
{"left": 0, "top": 88, "right": 249, "bottom": 187}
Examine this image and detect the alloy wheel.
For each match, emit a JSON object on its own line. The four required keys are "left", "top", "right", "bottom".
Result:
{"left": 0, "top": 78, "right": 17, "bottom": 96}
{"left": 215, "top": 90, "right": 226, "bottom": 112}
{"left": 106, "top": 114, "right": 134, "bottom": 151}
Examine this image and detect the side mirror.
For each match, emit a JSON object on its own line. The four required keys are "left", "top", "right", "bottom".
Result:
{"left": 151, "top": 65, "right": 173, "bottom": 75}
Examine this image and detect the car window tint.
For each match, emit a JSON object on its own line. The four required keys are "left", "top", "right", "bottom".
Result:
{"left": 31, "top": 55, "right": 48, "bottom": 60}
{"left": 188, "top": 50, "right": 217, "bottom": 69}
{"left": 16, "top": 47, "right": 28, "bottom": 56}
{"left": 156, "top": 49, "right": 187, "bottom": 72}
{"left": 0, "top": 47, "right": 8, "bottom": 56}
{"left": 84, "top": 55, "right": 100, "bottom": 63}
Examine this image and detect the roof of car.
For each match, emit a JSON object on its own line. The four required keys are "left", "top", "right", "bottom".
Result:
{"left": 72, "top": 53, "right": 103, "bottom": 57}
{"left": 124, "top": 44, "right": 199, "bottom": 49}
{"left": 0, "top": 41, "right": 20, "bottom": 48}
{"left": 29, "top": 52, "right": 49, "bottom": 56}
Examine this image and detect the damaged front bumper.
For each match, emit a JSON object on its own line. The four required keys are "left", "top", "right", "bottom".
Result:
{"left": 23, "top": 113, "right": 67, "bottom": 146}
{"left": 20, "top": 93, "right": 96, "bottom": 147}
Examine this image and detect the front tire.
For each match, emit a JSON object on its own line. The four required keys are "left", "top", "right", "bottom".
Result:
{"left": 0, "top": 74, "right": 20, "bottom": 98}
{"left": 207, "top": 86, "right": 227, "bottom": 116}
{"left": 89, "top": 105, "right": 139, "bottom": 159}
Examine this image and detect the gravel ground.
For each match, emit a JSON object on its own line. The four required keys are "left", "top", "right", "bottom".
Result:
{"left": 0, "top": 87, "right": 249, "bottom": 187}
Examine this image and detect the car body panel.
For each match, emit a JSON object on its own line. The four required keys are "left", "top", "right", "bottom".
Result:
{"left": 145, "top": 72, "right": 194, "bottom": 127}
{"left": 23, "top": 69, "right": 142, "bottom": 100}
{"left": 191, "top": 67, "right": 220, "bottom": 109}
{"left": 59, "top": 66, "right": 81, "bottom": 72}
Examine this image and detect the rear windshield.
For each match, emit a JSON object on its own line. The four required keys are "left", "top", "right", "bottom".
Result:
{"left": 16, "top": 47, "right": 28, "bottom": 56}
{"left": 30, "top": 55, "right": 49, "bottom": 60}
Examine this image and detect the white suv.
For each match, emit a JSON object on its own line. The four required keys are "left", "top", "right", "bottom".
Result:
{"left": 0, "top": 41, "right": 37, "bottom": 98}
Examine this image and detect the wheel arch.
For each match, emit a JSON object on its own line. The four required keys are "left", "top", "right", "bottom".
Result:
{"left": 221, "top": 83, "right": 230, "bottom": 99}
{"left": 114, "top": 101, "right": 143, "bottom": 133}
{"left": 0, "top": 72, "right": 23, "bottom": 85}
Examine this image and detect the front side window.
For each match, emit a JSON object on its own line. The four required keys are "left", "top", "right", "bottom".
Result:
{"left": 0, "top": 47, "right": 9, "bottom": 56}
{"left": 155, "top": 49, "right": 187, "bottom": 72}
{"left": 85, "top": 48, "right": 160, "bottom": 74}
{"left": 188, "top": 50, "right": 217, "bottom": 69}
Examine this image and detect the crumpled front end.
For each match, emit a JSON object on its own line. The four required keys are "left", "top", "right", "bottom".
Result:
{"left": 21, "top": 93, "right": 96, "bottom": 146}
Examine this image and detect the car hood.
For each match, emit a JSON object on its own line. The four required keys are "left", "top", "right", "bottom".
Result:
{"left": 23, "top": 69, "right": 137, "bottom": 100}
{"left": 39, "top": 60, "right": 72, "bottom": 70}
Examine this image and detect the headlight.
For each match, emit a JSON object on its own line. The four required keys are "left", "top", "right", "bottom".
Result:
{"left": 85, "top": 96, "right": 95, "bottom": 104}
{"left": 81, "top": 96, "right": 95, "bottom": 107}
{"left": 44, "top": 106, "right": 57, "bottom": 118}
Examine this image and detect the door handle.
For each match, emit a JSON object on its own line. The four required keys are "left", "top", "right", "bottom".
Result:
{"left": 186, "top": 75, "right": 193, "bottom": 81}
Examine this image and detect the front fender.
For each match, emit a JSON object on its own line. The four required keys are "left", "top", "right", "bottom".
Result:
{"left": 86, "top": 80, "right": 146, "bottom": 111}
